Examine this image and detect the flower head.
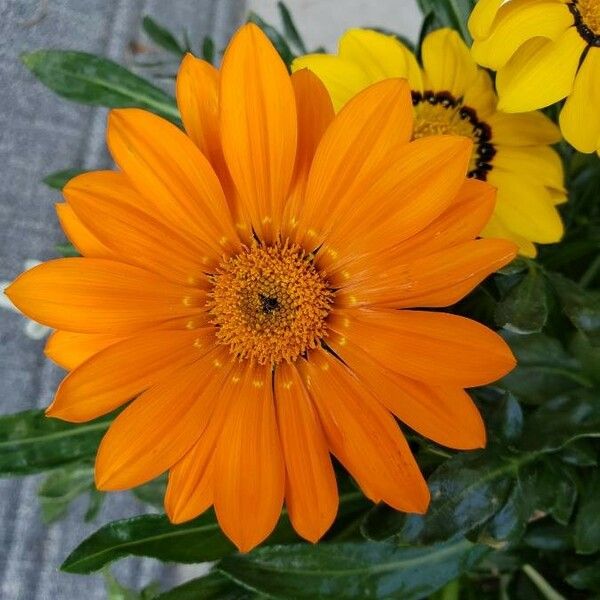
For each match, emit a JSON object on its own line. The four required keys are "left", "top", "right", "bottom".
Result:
{"left": 469, "top": 0, "right": 600, "bottom": 156}
{"left": 6, "top": 24, "right": 516, "bottom": 552}
{"left": 293, "top": 27, "right": 565, "bottom": 257}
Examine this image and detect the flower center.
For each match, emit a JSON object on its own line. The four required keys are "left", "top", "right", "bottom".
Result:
{"left": 570, "top": 0, "right": 600, "bottom": 45}
{"left": 208, "top": 241, "right": 334, "bottom": 365}
{"left": 412, "top": 91, "right": 495, "bottom": 180}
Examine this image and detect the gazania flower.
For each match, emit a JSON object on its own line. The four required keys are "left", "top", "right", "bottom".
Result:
{"left": 469, "top": 0, "right": 600, "bottom": 156}
{"left": 293, "top": 28, "right": 566, "bottom": 257}
{"left": 6, "top": 24, "right": 516, "bottom": 552}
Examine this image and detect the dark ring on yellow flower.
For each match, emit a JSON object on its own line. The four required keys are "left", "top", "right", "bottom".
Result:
{"left": 412, "top": 90, "right": 496, "bottom": 181}
{"left": 569, "top": 1, "right": 600, "bottom": 46}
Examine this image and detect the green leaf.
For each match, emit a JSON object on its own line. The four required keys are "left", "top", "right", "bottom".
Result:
{"left": 131, "top": 473, "right": 166, "bottom": 508}
{"left": 37, "top": 463, "right": 96, "bottom": 523}
{"left": 247, "top": 13, "right": 295, "bottom": 67}
{"left": 548, "top": 273, "right": 600, "bottom": 345}
{"left": 416, "top": 0, "right": 475, "bottom": 43}
{"left": 0, "top": 410, "right": 111, "bottom": 476}
{"left": 21, "top": 50, "right": 179, "bottom": 120}
{"left": 142, "top": 16, "right": 185, "bottom": 56}
{"left": 156, "top": 571, "right": 254, "bottom": 600}
{"left": 202, "top": 36, "right": 215, "bottom": 64}
{"left": 56, "top": 242, "right": 80, "bottom": 257}
{"left": 498, "top": 332, "right": 590, "bottom": 403}
{"left": 277, "top": 2, "right": 307, "bottom": 53}
{"left": 574, "top": 472, "right": 600, "bottom": 554}
{"left": 219, "top": 537, "right": 488, "bottom": 600}
{"left": 104, "top": 570, "right": 160, "bottom": 600}
{"left": 518, "top": 392, "right": 600, "bottom": 452}
{"left": 483, "top": 391, "right": 523, "bottom": 443}
{"left": 362, "top": 447, "right": 534, "bottom": 545}
{"left": 43, "top": 168, "right": 85, "bottom": 190}
{"left": 523, "top": 522, "right": 573, "bottom": 552}
{"left": 566, "top": 559, "right": 600, "bottom": 592}
{"left": 61, "top": 490, "right": 365, "bottom": 573}
{"left": 495, "top": 267, "right": 548, "bottom": 334}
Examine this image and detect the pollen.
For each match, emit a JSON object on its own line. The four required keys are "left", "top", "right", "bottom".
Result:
{"left": 208, "top": 240, "right": 334, "bottom": 365}
{"left": 412, "top": 91, "right": 495, "bottom": 180}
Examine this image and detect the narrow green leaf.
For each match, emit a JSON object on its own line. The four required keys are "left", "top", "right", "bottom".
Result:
{"left": 523, "top": 522, "right": 573, "bottom": 551}
{"left": 61, "top": 491, "right": 365, "bottom": 573}
{"left": 495, "top": 267, "right": 548, "bottom": 334}
{"left": 219, "top": 538, "right": 488, "bottom": 600}
{"left": 0, "top": 409, "right": 111, "bottom": 476}
{"left": 21, "top": 50, "right": 179, "bottom": 120}
{"left": 202, "top": 36, "right": 215, "bottom": 64}
{"left": 56, "top": 242, "right": 80, "bottom": 257}
{"left": 277, "top": 2, "right": 307, "bottom": 53}
{"left": 43, "top": 168, "right": 85, "bottom": 190}
{"left": 142, "top": 16, "right": 185, "bottom": 56}
{"left": 416, "top": 0, "right": 475, "bottom": 43}
{"left": 247, "top": 13, "right": 295, "bottom": 67}
{"left": 156, "top": 571, "right": 254, "bottom": 600}
{"left": 131, "top": 473, "right": 166, "bottom": 508}
{"left": 38, "top": 463, "right": 95, "bottom": 523}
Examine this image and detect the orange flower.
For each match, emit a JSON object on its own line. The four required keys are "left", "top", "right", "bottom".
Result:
{"left": 6, "top": 24, "right": 517, "bottom": 552}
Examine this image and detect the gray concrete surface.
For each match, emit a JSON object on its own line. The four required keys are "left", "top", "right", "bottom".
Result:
{"left": 0, "top": 1, "right": 244, "bottom": 598}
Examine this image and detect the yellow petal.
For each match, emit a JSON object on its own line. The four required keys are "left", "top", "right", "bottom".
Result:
{"left": 489, "top": 170, "right": 564, "bottom": 243}
{"left": 292, "top": 54, "right": 373, "bottom": 112}
{"left": 468, "top": 0, "right": 504, "bottom": 39}
{"left": 422, "top": 28, "right": 478, "bottom": 97}
{"left": 219, "top": 23, "right": 297, "bottom": 242}
{"left": 560, "top": 48, "right": 600, "bottom": 153}
{"left": 481, "top": 214, "right": 538, "bottom": 257}
{"left": 338, "top": 28, "right": 423, "bottom": 91}
{"left": 496, "top": 29, "right": 585, "bottom": 112}
{"left": 493, "top": 145, "right": 565, "bottom": 192}
{"left": 488, "top": 111, "right": 561, "bottom": 146}
{"left": 471, "top": 1, "right": 573, "bottom": 69}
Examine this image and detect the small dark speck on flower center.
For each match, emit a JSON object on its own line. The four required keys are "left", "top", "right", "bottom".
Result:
{"left": 260, "top": 294, "right": 280, "bottom": 314}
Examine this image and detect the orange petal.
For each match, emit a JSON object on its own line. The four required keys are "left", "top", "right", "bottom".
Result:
{"left": 293, "top": 78, "right": 414, "bottom": 247}
{"left": 48, "top": 328, "right": 216, "bottom": 422}
{"left": 283, "top": 69, "right": 335, "bottom": 234}
{"left": 319, "top": 135, "right": 473, "bottom": 270}
{"left": 107, "top": 108, "right": 239, "bottom": 253}
{"left": 56, "top": 203, "right": 112, "bottom": 258}
{"left": 176, "top": 54, "right": 221, "bottom": 167}
{"left": 331, "top": 308, "right": 516, "bottom": 387}
{"left": 213, "top": 362, "right": 285, "bottom": 552}
{"left": 164, "top": 385, "right": 234, "bottom": 524}
{"left": 65, "top": 177, "right": 216, "bottom": 285}
{"left": 275, "top": 362, "right": 338, "bottom": 543}
{"left": 219, "top": 23, "right": 297, "bottom": 242}
{"left": 298, "top": 348, "right": 429, "bottom": 513}
{"left": 45, "top": 331, "right": 121, "bottom": 370}
{"left": 337, "top": 239, "right": 516, "bottom": 309}
{"left": 328, "top": 333, "right": 486, "bottom": 450}
{"left": 327, "top": 178, "right": 497, "bottom": 286}
{"left": 95, "top": 347, "right": 233, "bottom": 491}
{"left": 5, "top": 258, "right": 206, "bottom": 334}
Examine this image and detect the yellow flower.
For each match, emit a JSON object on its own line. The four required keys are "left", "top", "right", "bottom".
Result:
{"left": 469, "top": 0, "right": 600, "bottom": 156}
{"left": 293, "top": 28, "right": 565, "bottom": 257}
